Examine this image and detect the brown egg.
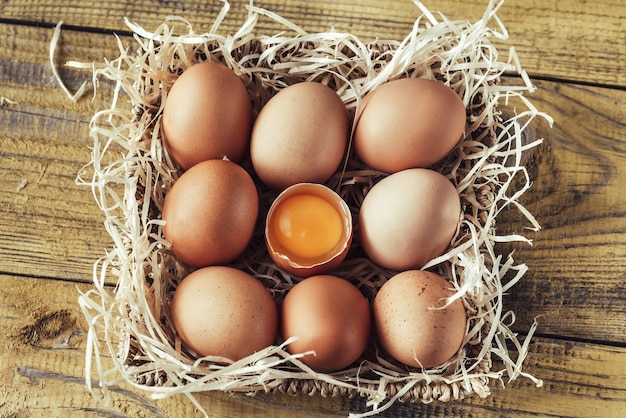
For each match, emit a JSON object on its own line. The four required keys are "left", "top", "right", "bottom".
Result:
{"left": 354, "top": 77, "right": 466, "bottom": 174}
{"left": 373, "top": 270, "right": 467, "bottom": 369}
{"left": 171, "top": 266, "right": 278, "bottom": 360}
{"left": 358, "top": 168, "right": 460, "bottom": 270}
{"left": 281, "top": 275, "right": 371, "bottom": 372}
{"left": 265, "top": 183, "right": 352, "bottom": 278}
{"left": 162, "top": 159, "right": 258, "bottom": 267}
{"left": 250, "top": 82, "right": 349, "bottom": 190}
{"left": 162, "top": 61, "right": 252, "bottom": 170}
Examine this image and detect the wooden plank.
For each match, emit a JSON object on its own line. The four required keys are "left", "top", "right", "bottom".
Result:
{"left": 1, "top": 274, "right": 624, "bottom": 417}
{"left": 0, "top": 274, "right": 346, "bottom": 417}
{"left": 2, "top": 22, "right": 626, "bottom": 342}
{"left": 1, "top": 0, "right": 624, "bottom": 86}
{"left": 0, "top": 21, "right": 119, "bottom": 115}
{"left": 2, "top": 1, "right": 626, "bottom": 416}
{"left": 0, "top": 136, "right": 106, "bottom": 282}
{"left": 498, "top": 80, "right": 626, "bottom": 344}
{"left": 0, "top": 23, "right": 117, "bottom": 282}
{"left": 0, "top": 108, "right": 111, "bottom": 281}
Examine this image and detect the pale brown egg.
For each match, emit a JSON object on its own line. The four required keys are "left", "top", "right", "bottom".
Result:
{"left": 250, "top": 82, "right": 349, "bottom": 190}
{"left": 358, "top": 168, "right": 460, "bottom": 270}
{"left": 265, "top": 183, "right": 352, "bottom": 278}
{"left": 354, "top": 77, "right": 466, "bottom": 174}
{"left": 171, "top": 266, "right": 278, "bottom": 361}
{"left": 281, "top": 275, "right": 371, "bottom": 372}
{"left": 162, "top": 159, "right": 258, "bottom": 267}
{"left": 162, "top": 61, "right": 252, "bottom": 171}
{"left": 373, "top": 270, "right": 467, "bottom": 369}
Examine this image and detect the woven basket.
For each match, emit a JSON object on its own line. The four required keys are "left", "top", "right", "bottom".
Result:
{"left": 78, "top": 1, "right": 549, "bottom": 415}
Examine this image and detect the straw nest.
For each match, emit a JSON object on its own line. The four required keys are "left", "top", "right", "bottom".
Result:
{"left": 77, "top": 0, "right": 551, "bottom": 416}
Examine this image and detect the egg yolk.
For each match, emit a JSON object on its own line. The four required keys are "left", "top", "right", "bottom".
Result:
{"left": 272, "top": 194, "right": 343, "bottom": 260}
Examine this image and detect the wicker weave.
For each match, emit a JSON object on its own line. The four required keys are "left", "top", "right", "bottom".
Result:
{"left": 79, "top": 2, "right": 547, "bottom": 416}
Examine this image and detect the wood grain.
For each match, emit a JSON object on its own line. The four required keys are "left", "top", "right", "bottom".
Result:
{"left": 0, "top": 274, "right": 345, "bottom": 417}
{"left": 1, "top": 0, "right": 626, "bottom": 416}
{"left": 2, "top": 0, "right": 625, "bottom": 86}
{"left": 498, "top": 81, "right": 626, "bottom": 344}
{"left": 0, "top": 23, "right": 116, "bottom": 283}
{"left": 0, "top": 114, "right": 110, "bottom": 282}
{"left": 1, "top": 21, "right": 625, "bottom": 337}
{"left": 1, "top": 274, "right": 624, "bottom": 417}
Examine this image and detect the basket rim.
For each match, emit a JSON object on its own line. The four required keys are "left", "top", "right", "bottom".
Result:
{"left": 77, "top": 1, "right": 549, "bottom": 415}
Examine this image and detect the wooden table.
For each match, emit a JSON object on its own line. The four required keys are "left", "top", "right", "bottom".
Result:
{"left": 1, "top": 0, "right": 625, "bottom": 416}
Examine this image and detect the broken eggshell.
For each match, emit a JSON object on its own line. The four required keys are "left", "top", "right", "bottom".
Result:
{"left": 265, "top": 183, "right": 352, "bottom": 278}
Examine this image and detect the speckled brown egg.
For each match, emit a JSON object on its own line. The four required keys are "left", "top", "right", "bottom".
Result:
{"left": 161, "top": 159, "right": 258, "bottom": 267}
{"left": 171, "top": 266, "right": 278, "bottom": 361}
{"left": 354, "top": 77, "right": 466, "bottom": 174}
{"left": 358, "top": 168, "right": 461, "bottom": 270}
{"left": 373, "top": 270, "right": 467, "bottom": 369}
{"left": 162, "top": 61, "right": 252, "bottom": 171}
{"left": 250, "top": 82, "right": 349, "bottom": 190}
{"left": 281, "top": 275, "right": 371, "bottom": 372}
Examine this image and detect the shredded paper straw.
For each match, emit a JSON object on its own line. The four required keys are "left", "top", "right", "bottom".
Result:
{"left": 76, "top": 1, "right": 553, "bottom": 416}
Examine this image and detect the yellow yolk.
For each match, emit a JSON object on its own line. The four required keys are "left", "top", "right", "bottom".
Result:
{"left": 271, "top": 194, "right": 343, "bottom": 260}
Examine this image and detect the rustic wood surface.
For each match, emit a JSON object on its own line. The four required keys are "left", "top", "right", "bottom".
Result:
{"left": 1, "top": 0, "right": 625, "bottom": 416}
